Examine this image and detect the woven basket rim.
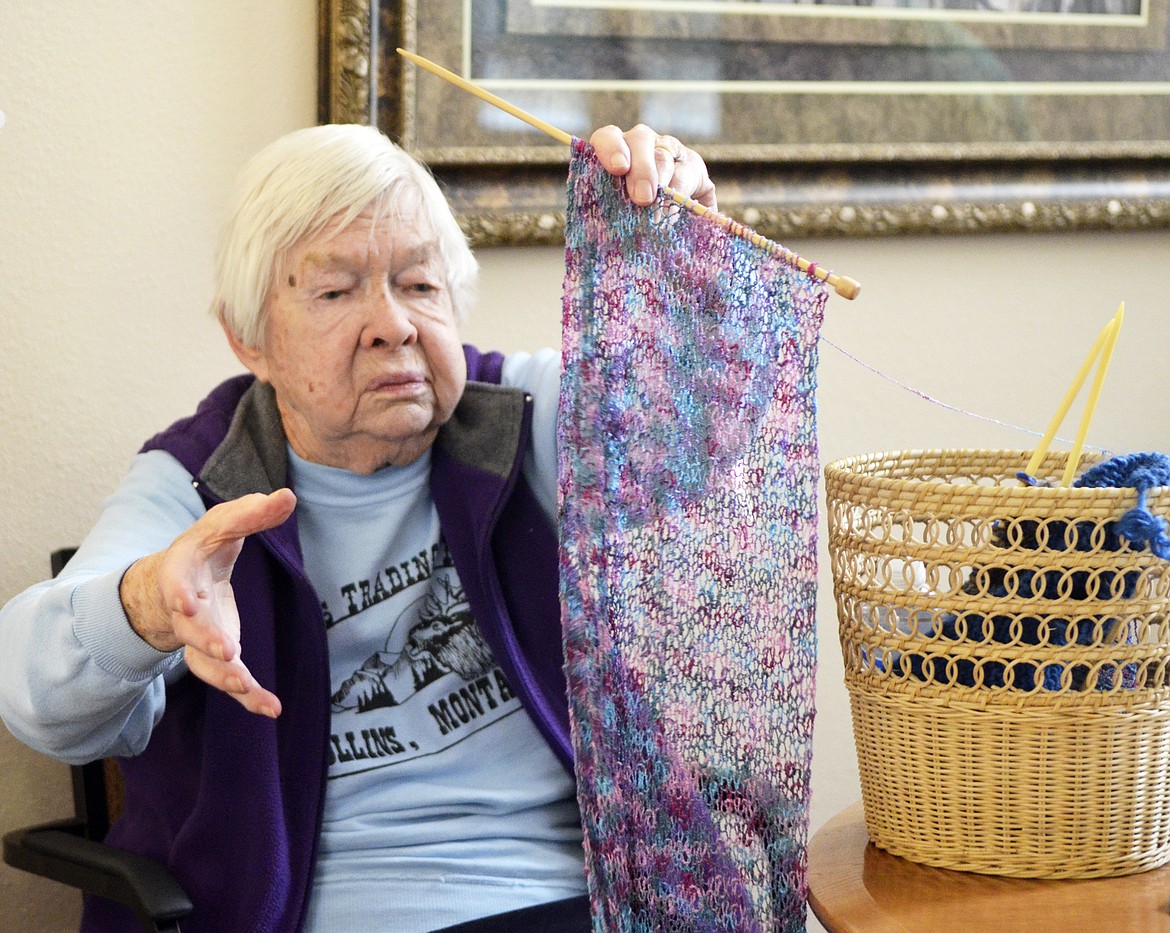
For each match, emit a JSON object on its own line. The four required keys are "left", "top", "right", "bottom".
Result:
{"left": 824, "top": 448, "right": 1170, "bottom": 501}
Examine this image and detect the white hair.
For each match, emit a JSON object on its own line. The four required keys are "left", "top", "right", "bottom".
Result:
{"left": 211, "top": 123, "right": 478, "bottom": 348}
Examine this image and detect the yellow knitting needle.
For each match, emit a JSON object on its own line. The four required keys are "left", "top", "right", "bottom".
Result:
{"left": 396, "top": 48, "right": 860, "bottom": 301}
{"left": 1021, "top": 303, "right": 1124, "bottom": 484}
{"left": 1060, "top": 302, "right": 1123, "bottom": 486}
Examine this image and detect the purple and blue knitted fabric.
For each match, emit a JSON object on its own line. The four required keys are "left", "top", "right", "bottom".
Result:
{"left": 557, "top": 139, "right": 828, "bottom": 933}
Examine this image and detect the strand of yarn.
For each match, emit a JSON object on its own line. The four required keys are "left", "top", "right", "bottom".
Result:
{"left": 822, "top": 335, "right": 1110, "bottom": 451}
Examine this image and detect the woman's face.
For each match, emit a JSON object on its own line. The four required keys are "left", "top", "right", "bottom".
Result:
{"left": 228, "top": 204, "right": 466, "bottom": 474}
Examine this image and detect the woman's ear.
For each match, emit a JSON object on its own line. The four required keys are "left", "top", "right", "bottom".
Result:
{"left": 221, "top": 320, "right": 270, "bottom": 382}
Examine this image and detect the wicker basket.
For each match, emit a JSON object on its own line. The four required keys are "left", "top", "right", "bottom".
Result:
{"left": 824, "top": 448, "right": 1170, "bottom": 879}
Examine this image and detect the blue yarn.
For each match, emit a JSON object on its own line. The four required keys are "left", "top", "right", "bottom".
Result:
{"left": 1073, "top": 452, "right": 1170, "bottom": 490}
{"left": 1116, "top": 502, "right": 1170, "bottom": 559}
{"left": 1076, "top": 452, "right": 1170, "bottom": 559}
{"left": 907, "top": 451, "right": 1170, "bottom": 693}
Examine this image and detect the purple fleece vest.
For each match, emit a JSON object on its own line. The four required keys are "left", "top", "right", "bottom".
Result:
{"left": 81, "top": 346, "right": 570, "bottom": 933}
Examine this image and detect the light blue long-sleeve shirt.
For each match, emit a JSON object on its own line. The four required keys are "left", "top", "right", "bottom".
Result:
{"left": 0, "top": 348, "right": 561, "bottom": 768}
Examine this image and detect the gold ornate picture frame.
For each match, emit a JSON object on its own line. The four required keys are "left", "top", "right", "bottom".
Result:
{"left": 320, "top": 0, "right": 1170, "bottom": 245}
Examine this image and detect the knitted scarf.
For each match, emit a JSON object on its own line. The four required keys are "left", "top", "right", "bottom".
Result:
{"left": 558, "top": 140, "right": 828, "bottom": 932}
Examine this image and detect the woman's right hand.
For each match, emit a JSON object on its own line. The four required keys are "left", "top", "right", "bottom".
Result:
{"left": 119, "top": 488, "right": 297, "bottom": 718}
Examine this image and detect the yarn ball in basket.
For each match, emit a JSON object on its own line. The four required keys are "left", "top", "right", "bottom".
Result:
{"left": 906, "top": 452, "right": 1170, "bottom": 692}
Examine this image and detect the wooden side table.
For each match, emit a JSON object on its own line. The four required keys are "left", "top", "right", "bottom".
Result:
{"left": 808, "top": 803, "right": 1170, "bottom": 933}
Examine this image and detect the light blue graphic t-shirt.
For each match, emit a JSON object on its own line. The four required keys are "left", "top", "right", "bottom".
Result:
{"left": 289, "top": 392, "right": 585, "bottom": 932}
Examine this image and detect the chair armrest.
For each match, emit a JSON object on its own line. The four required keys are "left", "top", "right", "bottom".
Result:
{"left": 3, "top": 821, "right": 193, "bottom": 929}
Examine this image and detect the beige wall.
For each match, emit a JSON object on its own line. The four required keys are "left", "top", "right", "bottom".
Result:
{"left": 2, "top": 3, "right": 1168, "bottom": 930}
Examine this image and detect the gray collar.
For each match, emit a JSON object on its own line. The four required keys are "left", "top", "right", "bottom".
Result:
{"left": 199, "top": 379, "right": 528, "bottom": 502}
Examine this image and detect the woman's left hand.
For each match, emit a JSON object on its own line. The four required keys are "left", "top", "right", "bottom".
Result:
{"left": 589, "top": 124, "right": 717, "bottom": 212}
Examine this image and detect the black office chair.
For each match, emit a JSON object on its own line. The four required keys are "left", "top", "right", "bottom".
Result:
{"left": 2, "top": 548, "right": 193, "bottom": 933}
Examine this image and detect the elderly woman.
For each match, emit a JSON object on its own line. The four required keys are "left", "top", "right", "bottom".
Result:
{"left": 0, "top": 123, "right": 714, "bottom": 933}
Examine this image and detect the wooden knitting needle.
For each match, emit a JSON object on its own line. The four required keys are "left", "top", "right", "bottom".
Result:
{"left": 396, "top": 48, "right": 861, "bottom": 301}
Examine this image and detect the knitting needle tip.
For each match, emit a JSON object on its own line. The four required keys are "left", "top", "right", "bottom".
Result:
{"left": 833, "top": 276, "right": 861, "bottom": 301}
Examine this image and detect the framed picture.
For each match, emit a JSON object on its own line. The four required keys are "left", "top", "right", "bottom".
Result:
{"left": 320, "top": 0, "right": 1170, "bottom": 245}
